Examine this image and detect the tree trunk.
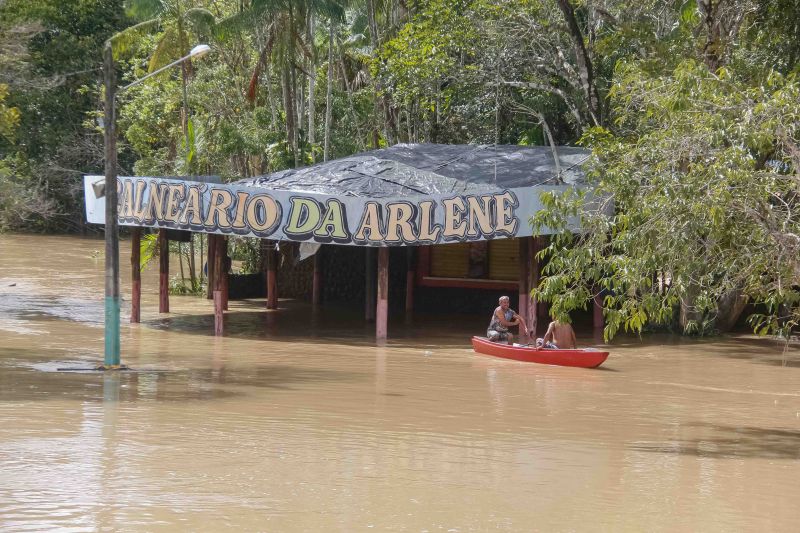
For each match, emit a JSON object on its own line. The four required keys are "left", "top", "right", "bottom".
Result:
{"left": 266, "top": 62, "right": 279, "bottom": 130}
{"left": 366, "top": 0, "right": 396, "bottom": 144}
{"left": 715, "top": 288, "right": 749, "bottom": 333}
{"left": 178, "top": 242, "right": 185, "bottom": 283}
{"left": 188, "top": 235, "right": 196, "bottom": 289}
{"left": 198, "top": 232, "right": 205, "bottom": 285}
{"left": 282, "top": 61, "right": 297, "bottom": 165}
{"left": 555, "top": 0, "right": 602, "bottom": 126}
{"left": 307, "top": 14, "right": 316, "bottom": 162}
{"left": 679, "top": 283, "right": 702, "bottom": 332}
{"left": 324, "top": 22, "right": 334, "bottom": 162}
{"left": 337, "top": 37, "right": 364, "bottom": 148}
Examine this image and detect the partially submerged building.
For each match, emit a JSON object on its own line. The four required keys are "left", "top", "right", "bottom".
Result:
{"left": 84, "top": 143, "right": 603, "bottom": 340}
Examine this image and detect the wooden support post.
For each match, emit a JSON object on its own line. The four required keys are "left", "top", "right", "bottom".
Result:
{"left": 529, "top": 237, "right": 541, "bottom": 337}
{"left": 267, "top": 242, "right": 278, "bottom": 309}
{"left": 405, "top": 247, "right": 415, "bottom": 314}
{"left": 206, "top": 234, "right": 216, "bottom": 300}
{"left": 518, "top": 238, "right": 529, "bottom": 339}
{"left": 535, "top": 236, "right": 549, "bottom": 324}
{"left": 365, "top": 247, "right": 376, "bottom": 321}
{"left": 158, "top": 228, "right": 169, "bottom": 313}
{"left": 312, "top": 247, "right": 322, "bottom": 306}
{"left": 593, "top": 294, "right": 605, "bottom": 330}
{"left": 376, "top": 247, "right": 389, "bottom": 341}
{"left": 213, "top": 233, "right": 225, "bottom": 335}
{"left": 213, "top": 290, "right": 224, "bottom": 336}
{"left": 221, "top": 237, "right": 229, "bottom": 311}
{"left": 130, "top": 228, "right": 141, "bottom": 323}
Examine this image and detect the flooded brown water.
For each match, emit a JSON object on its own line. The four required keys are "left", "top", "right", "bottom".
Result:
{"left": 1, "top": 234, "right": 800, "bottom": 532}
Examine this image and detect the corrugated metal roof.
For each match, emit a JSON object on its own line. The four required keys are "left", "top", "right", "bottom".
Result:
{"left": 238, "top": 143, "right": 589, "bottom": 198}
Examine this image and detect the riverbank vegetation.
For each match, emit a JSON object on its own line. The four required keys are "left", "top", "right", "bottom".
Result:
{"left": 0, "top": 0, "right": 797, "bottom": 338}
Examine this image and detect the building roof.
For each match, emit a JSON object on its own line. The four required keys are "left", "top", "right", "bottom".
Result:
{"left": 237, "top": 143, "right": 589, "bottom": 198}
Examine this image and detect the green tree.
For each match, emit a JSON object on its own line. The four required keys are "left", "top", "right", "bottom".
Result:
{"left": 533, "top": 57, "right": 800, "bottom": 339}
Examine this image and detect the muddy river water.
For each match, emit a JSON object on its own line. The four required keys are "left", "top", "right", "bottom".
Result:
{"left": 1, "top": 234, "right": 799, "bottom": 532}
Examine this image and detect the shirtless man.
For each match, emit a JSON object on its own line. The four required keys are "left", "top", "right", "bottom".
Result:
{"left": 487, "top": 296, "right": 529, "bottom": 344}
{"left": 538, "top": 318, "right": 577, "bottom": 349}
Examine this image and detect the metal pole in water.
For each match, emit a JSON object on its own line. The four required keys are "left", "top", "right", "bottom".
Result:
{"left": 103, "top": 40, "right": 121, "bottom": 367}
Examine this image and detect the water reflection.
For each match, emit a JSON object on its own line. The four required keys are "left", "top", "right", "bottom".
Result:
{"left": 1, "top": 234, "right": 800, "bottom": 531}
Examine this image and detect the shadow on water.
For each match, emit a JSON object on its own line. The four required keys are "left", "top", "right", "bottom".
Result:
{"left": 142, "top": 297, "right": 619, "bottom": 352}
{"left": 0, "top": 345, "right": 365, "bottom": 403}
{"left": 143, "top": 298, "right": 489, "bottom": 349}
{"left": 692, "top": 336, "right": 800, "bottom": 368}
{"left": 631, "top": 422, "right": 800, "bottom": 460}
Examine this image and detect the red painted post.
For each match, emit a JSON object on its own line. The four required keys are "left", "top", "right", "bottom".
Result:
{"left": 130, "top": 228, "right": 141, "bottom": 323}
{"left": 221, "top": 237, "right": 229, "bottom": 311}
{"left": 206, "top": 234, "right": 216, "bottom": 300}
{"left": 213, "top": 290, "right": 224, "bottom": 336}
{"left": 405, "top": 247, "right": 415, "bottom": 314}
{"left": 518, "top": 238, "right": 529, "bottom": 339}
{"left": 158, "top": 228, "right": 169, "bottom": 313}
{"left": 213, "top": 233, "right": 225, "bottom": 335}
{"left": 267, "top": 243, "right": 278, "bottom": 309}
{"left": 312, "top": 247, "right": 322, "bottom": 306}
{"left": 376, "top": 247, "right": 389, "bottom": 340}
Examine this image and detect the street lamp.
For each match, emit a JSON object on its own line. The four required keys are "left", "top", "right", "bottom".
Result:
{"left": 101, "top": 41, "right": 210, "bottom": 369}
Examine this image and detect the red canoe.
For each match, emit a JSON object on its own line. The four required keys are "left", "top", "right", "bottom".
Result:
{"left": 471, "top": 336, "right": 609, "bottom": 368}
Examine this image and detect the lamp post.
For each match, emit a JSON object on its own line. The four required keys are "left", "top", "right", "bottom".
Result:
{"left": 102, "top": 42, "right": 210, "bottom": 368}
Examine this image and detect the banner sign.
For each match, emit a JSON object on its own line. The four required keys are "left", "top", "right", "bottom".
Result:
{"left": 84, "top": 176, "right": 576, "bottom": 246}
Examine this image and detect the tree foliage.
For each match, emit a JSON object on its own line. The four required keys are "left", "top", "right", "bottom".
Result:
{"left": 1, "top": 0, "right": 799, "bottom": 338}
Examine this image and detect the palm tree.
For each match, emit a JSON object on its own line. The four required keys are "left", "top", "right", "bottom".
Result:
{"left": 215, "top": 0, "right": 346, "bottom": 167}
{"left": 112, "top": 0, "right": 216, "bottom": 288}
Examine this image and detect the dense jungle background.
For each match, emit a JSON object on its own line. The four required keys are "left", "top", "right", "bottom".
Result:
{"left": 0, "top": 0, "right": 798, "bottom": 338}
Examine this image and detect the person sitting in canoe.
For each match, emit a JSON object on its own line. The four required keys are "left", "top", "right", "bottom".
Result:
{"left": 536, "top": 316, "right": 577, "bottom": 349}
{"left": 487, "top": 296, "right": 529, "bottom": 344}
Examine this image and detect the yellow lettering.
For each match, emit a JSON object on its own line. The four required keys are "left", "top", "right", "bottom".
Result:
{"left": 121, "top": 179, "right": 134, "bottom": 218}
{"left": 494, "top": 192, "right": 518, "bottom": 235}
{"left": 466, "top": 195, "right": 494, "bottom": 236}
{"left": 231, "top": 191, "right": 250, "bottom": 229}
{"left": 145, "top": 182, "right": 170, "bottom": 223}
{"left": 354, "top": 202, "right": 384, "bottom": 242}
{"left": 418, "top": 201, "right": 441, "bottom": 242}
{"left": 385, "top": 202, "right": 416, "bottom": 242}
{"left": 442, "top": 197, "right": 467, "bottom": 239}
{"left": 132, "top": 180, "right": 148, "bottom": 222}
{"left": 179, "top": 185, "right": 203, "bottom": 226}
{"left": 204, "top": 189, "right": 234, "bottom": 228}
{"left": 246, "top": 194, "right": 281, "bottom": 233}
{"left": 284, "top": 198, "right": 321, "bottom": 237}
{"left": 164, "top": 183, "right": 186, "bottom": 223}
{"left": 313, "top": 200, "right": 349, "bottom": 240}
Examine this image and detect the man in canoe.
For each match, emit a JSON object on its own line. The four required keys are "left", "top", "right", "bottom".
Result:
{"left": 537, "top": 317, "right": 577, "bottom": 349}
{"left": 487, "top": 296, "right": 529, "bottom": 344}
